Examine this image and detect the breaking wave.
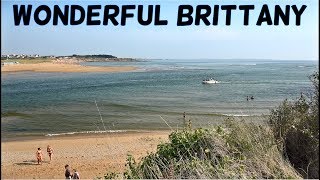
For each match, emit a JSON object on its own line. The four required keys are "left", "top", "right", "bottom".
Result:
{"left": 45, "top": 130, "right": 128, "bottom": 137}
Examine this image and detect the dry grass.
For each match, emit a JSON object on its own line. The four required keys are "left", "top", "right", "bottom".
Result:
{"left": 268, "top": 72, "right": 319, "bottom": 179}
{"left": 103, "top": 119, "right": 302, "bottom": 179}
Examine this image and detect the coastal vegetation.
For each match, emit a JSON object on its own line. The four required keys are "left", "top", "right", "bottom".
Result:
{"left": 102, "top": 72, "right": 319, "bottom": 179}
{"left": 71, "top": 54, "right": 117, "bottom": 59}
{"left": 104, "top": 120, "right": 301, "bottom": 179}
{"left": 268, "top": 72, "right": 319, "bottom": 178}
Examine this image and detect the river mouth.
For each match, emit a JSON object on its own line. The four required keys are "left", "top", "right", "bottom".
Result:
{"left": 1, "top": 59, "right": 317, "bottom": 139}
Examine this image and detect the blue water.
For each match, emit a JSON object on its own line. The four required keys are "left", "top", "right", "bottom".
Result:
{"left": 1, "top": 59, "right": 318, "bottom": 139}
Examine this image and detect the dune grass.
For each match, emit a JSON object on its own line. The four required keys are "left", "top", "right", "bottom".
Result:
{"left": 101, "top": 119, "right": 301, "bottom": 179}
{"left": 268, "top": 72, "right": 319, "bottom": 179}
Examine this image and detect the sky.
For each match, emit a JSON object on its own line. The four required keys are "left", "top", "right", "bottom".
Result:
{"left": 1, "top": 0, "right": 319, "bottom": 60}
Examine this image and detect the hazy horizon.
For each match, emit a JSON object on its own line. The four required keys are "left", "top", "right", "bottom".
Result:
{"left": 1, "top": 54, "right": 318, "bottom": 61}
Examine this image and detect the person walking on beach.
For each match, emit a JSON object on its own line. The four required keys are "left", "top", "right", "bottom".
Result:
{"left": 72, "top": 169, "right": 80, "bottom": 179}
{"left": 36, "top": 148, "right": 43, "bottom": 165}
{"left": 47, "top": 145, "right": 53, "bottom": 162}
{"left": 65, "top": 165, "right": 72, "bottom": 179}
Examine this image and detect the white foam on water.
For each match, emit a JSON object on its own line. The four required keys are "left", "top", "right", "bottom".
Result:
{"left": 45, "top": 130, "right": 127, "bottom": 137}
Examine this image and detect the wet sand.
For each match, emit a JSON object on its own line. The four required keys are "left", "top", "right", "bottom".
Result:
{"left": 1, "top": 63, "right": 136, "bottom": 73}
{"left": 1, "top": 131, "right": 170, "bottom": 179}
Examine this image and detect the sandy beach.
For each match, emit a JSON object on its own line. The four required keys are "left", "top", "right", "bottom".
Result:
{"left": 1, "top": 131, "right": 170, "bottom": 179}
{"left": 1, "top": 63, "right": 136, "bottom": 73}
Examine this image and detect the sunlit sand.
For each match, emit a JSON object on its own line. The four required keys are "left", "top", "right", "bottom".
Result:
{"left": 1, "top": 62, "right": 136, "bottom": 73}
{"left": 1, "top": 131, "right": 169, "bottom": 179}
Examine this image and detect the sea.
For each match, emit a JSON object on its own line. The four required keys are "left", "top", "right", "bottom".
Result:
{"left": 1, "top": 59, "right": 318, "bottom": 140}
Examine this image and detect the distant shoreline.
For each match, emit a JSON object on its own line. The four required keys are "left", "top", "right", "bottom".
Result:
{"left": 1, "top": 62, "right": 137, "bottom": 73}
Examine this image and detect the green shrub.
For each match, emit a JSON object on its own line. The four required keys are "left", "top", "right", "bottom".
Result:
{"left": 103, "top": 172, "right": 119, "bottom": 179}
{"left": 121, "top": 120, "right": 301, "bottom": 179}
{"left": 269, "top": 72, "right": 319, "bottom": 179}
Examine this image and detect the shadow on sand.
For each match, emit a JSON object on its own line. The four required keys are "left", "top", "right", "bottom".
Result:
{"left": 14, "top": 160, "right": 49, "bottom": 166}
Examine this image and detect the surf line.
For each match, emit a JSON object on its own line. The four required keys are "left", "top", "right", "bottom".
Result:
{"left": 13, "top": 4, "right": 307, "bottom": 26}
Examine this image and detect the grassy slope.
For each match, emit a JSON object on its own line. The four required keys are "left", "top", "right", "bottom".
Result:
{"left": 103, "top": 120, "right": 301, "bottom": 179}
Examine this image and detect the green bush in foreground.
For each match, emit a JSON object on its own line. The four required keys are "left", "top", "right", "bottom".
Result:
{"left": 119, "top": 120, "right": 301, "bottom": 179}
{"left": 269, "top": 72, "right": 319, "bottom": 179}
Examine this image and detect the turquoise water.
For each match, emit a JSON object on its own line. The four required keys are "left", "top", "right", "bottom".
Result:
{"left": 1, "top": 59, "right": 318, "bottom": 139}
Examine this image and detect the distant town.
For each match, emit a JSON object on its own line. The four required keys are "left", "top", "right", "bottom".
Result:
{"left": 2, "top": 54, "right": 46, "bottom": 59}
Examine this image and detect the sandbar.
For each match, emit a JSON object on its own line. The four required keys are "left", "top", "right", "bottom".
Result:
{"left": 1, "top": 63, "right": 137, "bottom": 73}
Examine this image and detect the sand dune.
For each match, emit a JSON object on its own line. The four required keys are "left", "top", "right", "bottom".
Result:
{"left": 1, "top": 63, "right": 136, "bottom": 73}
{"left": 1, "top": 131, "right": 169, "bottom": 179}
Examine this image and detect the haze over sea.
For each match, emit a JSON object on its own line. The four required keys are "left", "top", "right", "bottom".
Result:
{"left": 1, "top": 59, "right": 317, "bottom": 140}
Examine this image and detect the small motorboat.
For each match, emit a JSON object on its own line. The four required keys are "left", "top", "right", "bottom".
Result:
{"left": 202, "top": 78, "right": 219, "bottom": 84}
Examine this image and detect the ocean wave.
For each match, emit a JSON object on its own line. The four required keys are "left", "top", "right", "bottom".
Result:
{"left": 45, "top": 130, "right": 127, "bottom": 137}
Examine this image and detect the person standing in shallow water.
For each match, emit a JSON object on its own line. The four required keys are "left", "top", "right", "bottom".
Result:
{"left": 36, "top": 148, "right": 43, "bottom": 165}
{"left": 47, "top": 145, "right": 53, "bottom": 162}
